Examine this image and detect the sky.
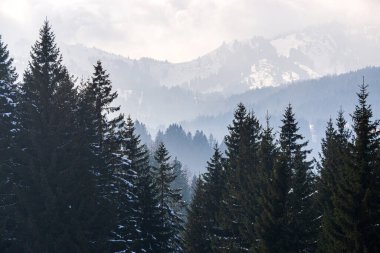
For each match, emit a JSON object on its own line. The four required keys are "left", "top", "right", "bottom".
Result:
{"left": 0, "top": 0, "right": 379, "bottom": 62}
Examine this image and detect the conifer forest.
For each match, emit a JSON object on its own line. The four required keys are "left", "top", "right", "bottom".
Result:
{"left": 0, "top": 21, "right": 380, "bottom": 253}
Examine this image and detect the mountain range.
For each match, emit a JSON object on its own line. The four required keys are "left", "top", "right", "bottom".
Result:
{"left": 10, "top": 22, "right": 380, "bottom": 173}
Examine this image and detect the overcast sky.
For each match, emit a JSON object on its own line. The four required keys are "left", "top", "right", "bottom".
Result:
{"left": 0, "top": 0, "right": 379, "bottom": 62}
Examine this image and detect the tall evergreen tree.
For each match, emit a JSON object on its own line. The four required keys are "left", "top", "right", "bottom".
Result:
{"left": 132, "top": 149, "right": 162, "bottom": 252}
{"left": 0, "top": 34, "right": 19, "bottom": 251}
{"left": 253, "top": 115, "right": 280, "bottom": 253}
{"left": 111, "top": 116, "right": 138, "bottom": 252}
{"left": 79, "top": 60, "right": 125, "bottom": 249}
{"left": 171, "top": 158, "right": 191, "bottom": 206}
{"left": 184, "top": 176, "right": 209, "bottom": 253}
{"left": 277, "top": 104, "right": 317, "bottom": 253}
{"left": 82, "top": 60, "right": 124, "bottom": 198}
{"left": 331, "top": 83, "right": 380, "bottom": 253}
{"left": 238, "top": 111, "right": 261, "bottom": 250}
{"left": 316, "top": 118, "right": 338, "bottom": 252}
{"left": 184, "top": 146, "right": 225, "bottom": 252}
{"left": 218, "top": 103, "right": 249, "bottom": 252}
{"left": 153, "top": 142, "right": 184, "bottom": 252}
{"left": 351, "top": 83, "right": 380, "bottom": 252}
{"left": 203, "top": 146, "right": 226, "bottom": 252}
{"left": 15, "top": 21, "right": 103, "bottom": 252}
{"left": 112, "top": 116, "right": 162, "bottom": 252}
{"left": 289, "top": 144, "right": 317, "bottom": 252}
{"left": 316, "top": 111, "right": 352, "bottom": 253}
{"left": 219, "top": 103, "right": 262, "bottom": 251}
{"left": 0, "top": 35, "right": 18, "bottom": 84}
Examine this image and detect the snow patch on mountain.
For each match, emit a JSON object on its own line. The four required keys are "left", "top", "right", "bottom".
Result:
{"left": 247, "top": 59, "right": 274, "bottom": 89}
{"left": 282, "top": 71, "right": 300, "bottom": 83}
{"left": 296, "top": 63, "right": 319, "bottom": 79}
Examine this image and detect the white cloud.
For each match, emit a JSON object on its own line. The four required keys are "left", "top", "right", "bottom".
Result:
{"left": 0, "top": 0, "right": 379, "bottom": 62}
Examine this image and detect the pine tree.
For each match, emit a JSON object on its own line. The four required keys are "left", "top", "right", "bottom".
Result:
{"left": 316, "top": 111, "right": 352, "bottom": 253}
{"left": 238, "top": 111, "right": 261, "bottom": 249}
{"left": 277, "top": 104, "right": 317, "bottom": 253}
{"left": 133, "top": 156, "right": 162, "bottom": 252}
{"left": 190, "top": 175, "right": 198, "bottom": 198}
{"left": 111, "top": 116, "right": 162, "bottom": 252}
{"left": 79, "top": 60, "right": 126, "bottom": 249}
{"left": 0, "top": 36, "right": 17, "bottom": 85}
{"left": 75, "top": 79, "right": 115, "bottom": 251}
{"left": 171, "top": 158, "right": 191, "bottom": 206}
{"left": 316, "top": 118, "right": 338, "bottom": 252}
{"left": 225, "top": 103, "right": 247, "bottom": 171}
{"left": 289, "top": 144, "right": 317, "bottom": 252}
{"left": 0, "top": 34, "right": 18, "bottom": 251}
{"left": 331, "top": 82, "right": 380, "bottom": 253}
{"left": 153, "top": 142, "right": 184, "bottom": 252}
{"left": 218, "top": 103, "right": 249, "bottom": 252}
{"left": 219, "top": 103, "right": 262, "bottom": 251}
{"left": 253, "top": 115, "right": 280, "bottom": 253}
{"left": 351, "top": 82, "right": 380, "bottom": 252}
{"left": 14, "top": 21, "right": 103, "bottom": 252}
{"left": 111, "top": 116, "right": 139, "bottom": 252}
{"left": 203, "top": 145, "right": 226, "bottom": 252}
{"left": 83, "top": 60, "right": 124, "bottom": 198}
{"left": 184, "top": 176, "right": 209, "bottom": 253}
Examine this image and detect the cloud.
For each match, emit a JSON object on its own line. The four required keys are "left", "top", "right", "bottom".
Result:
{"left": 0, "top": 0, "right": 379, "bottom": 62}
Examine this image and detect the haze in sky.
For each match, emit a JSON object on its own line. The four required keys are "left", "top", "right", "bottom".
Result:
{"left": 1, "top": 0, "right": 379, "bottom": 62}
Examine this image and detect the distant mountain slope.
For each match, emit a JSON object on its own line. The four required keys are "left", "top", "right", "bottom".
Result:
{"left": 61, "top": 23, "right": 380, "bottom": 95}
{"left": 10, "top": 23, "right": 380, "bottom": 133}
{"left": 12, "top": 24, "right": 380, "bottom": 92}
{"left": 182, "top": 67, "right": 380, "bottom": 158}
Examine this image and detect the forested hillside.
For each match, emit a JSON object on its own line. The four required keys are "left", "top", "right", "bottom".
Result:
{"left": 183, "top": 67, "right": 380, "bottom": 158}
{"left": 185, "top": 87, "right": 380, "bottom": 252}
{"left": 134, "top": 122, "right": 215, "bottom": 175}
{"left": 0, "top": 22, "right": 189, "bottom": 252}
{"left": 0, "top": 21, "right": 380, "bottom": 253}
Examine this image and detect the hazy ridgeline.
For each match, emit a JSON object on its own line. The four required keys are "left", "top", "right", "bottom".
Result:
{"left": 134, "top": 121, "right": 216, "bottom": 176}
{"left": 0, "top": 21, "right": 379, "bottom": 253}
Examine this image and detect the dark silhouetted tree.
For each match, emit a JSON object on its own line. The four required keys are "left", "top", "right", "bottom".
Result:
{"left": 153, "top": 142, "right": 184, "bottom": 252}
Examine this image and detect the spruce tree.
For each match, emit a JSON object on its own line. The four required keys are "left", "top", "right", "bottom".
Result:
{"left": 203, "top": 145, "right": 226, "bottom": 252}
{"left": 219, "top": 103, "right": 262, "bottom": 251}
{"left": 218, "top": 103, "right": 249, "bottom": 252}
{"left": 253, "top": 115, "right": 280, "bottom": 253}
{"left": 111, "top": 116, "right": 139, "bottom": 252}
{"left": 134, "top": 157, "right": 162, "bottom": 252}
{"left": 79, "top": 60, "right": 126, "bottom": 249}
{"left": 351, "top": 83, "right": 380, "bottom": 252}
{"left": 0, "top": 35, "right": 18, "bottom": 84}
{"left": 331, "top": 83, "right": 380, "bottom": 252}
{"left": 316, "top": 118, "right": 338, "bottom": 252}
{"left": 289, "top": 144, "right": 317, "bottom": 252}
{"left": 278, "top": 104, "right": 317, "bottom": 253}
{"left": 184, "top": 176, "right": 209, "bottom": 253}
{"left": 238, "top": 111, "right": 261, "bottom": 249}
{"left": 0, "top": 34, "right": 18, "bottom": 251}
{"left": 316, "top": 111, "right": 352, "bottom": 253}
{"left": 171, "top": 158, "right": 191, "bottom": 206}
{"left": 83, "top": 60, "right": 124, "bottom": 199}
{"left": 15, "top": 21, "right": 102, "bottom": 252}
{"left": 184, "top": 145, "right": 226, "bottom": 253}
{"left": 112, "top": 116, "right": 162, "bottom": 252}
{"left": 153, "top": 142, "right": 184, "bottom": 252}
